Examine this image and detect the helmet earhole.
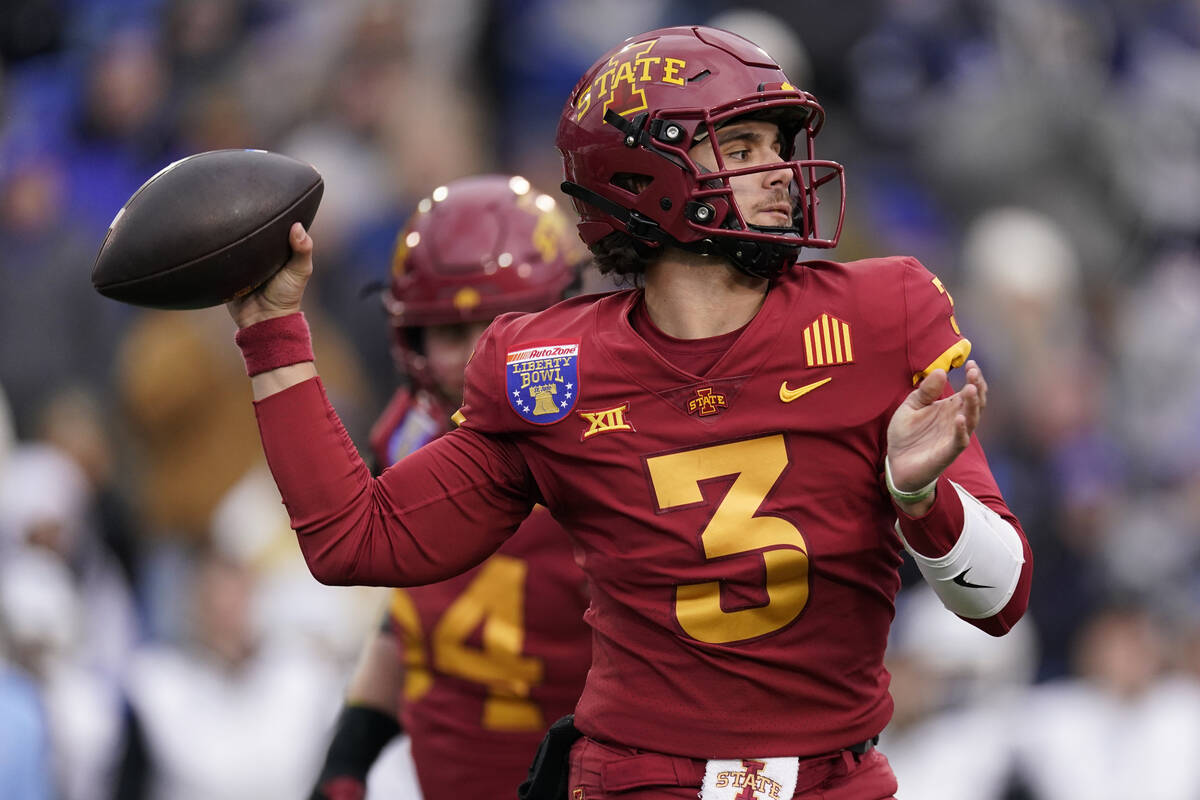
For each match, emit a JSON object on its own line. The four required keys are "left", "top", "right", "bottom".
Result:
{"left": 660, "top": 198, "right": 673, "bottom": 211}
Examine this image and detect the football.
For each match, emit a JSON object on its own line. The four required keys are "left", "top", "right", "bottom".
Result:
{"left": 91, "top": 149, "right": 323, "bottom": 309}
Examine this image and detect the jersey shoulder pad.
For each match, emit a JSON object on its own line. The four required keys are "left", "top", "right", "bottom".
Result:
{"left": 890, "top": 256, "right": 971, "bottom": 382}
{"left": 490, "top": 290, "right": 617, "bottom": 339}
{"left": 797, "top": 255, "right": 970, "bottom": 384}
{"left": 457, "top": 293, "right": 619, "bottom": 433}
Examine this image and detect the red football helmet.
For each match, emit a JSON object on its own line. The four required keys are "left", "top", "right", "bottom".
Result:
{"left": 556, "top": 25, "right": 845, "bottom": 279}
{"left": 384, "top": 174, "right": 584, "bottom": 388}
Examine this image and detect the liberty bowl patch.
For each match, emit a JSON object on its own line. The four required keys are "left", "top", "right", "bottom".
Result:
{"left": 506, "top": 343, "right": 579, "bottom": 425}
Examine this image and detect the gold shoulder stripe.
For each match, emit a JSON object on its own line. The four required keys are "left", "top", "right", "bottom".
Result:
{"left": 451, "top": 409, "right": 466, "bottom": 427}
{"left": 803, "top": 313, "right": 853, "bottom": 367}
{"left": 913, "top": 339, "right": 972, "bottom": 385}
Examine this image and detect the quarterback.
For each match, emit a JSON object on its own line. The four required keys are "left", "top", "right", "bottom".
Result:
{"left": 229, "top": 26, "right": 1031, "bottom": 800}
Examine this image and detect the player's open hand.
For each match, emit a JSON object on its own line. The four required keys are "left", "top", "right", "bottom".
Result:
{"left": 886, "top": 359, "right": 987, "bottom": 493}
{"left": 227, "top": 222, "right": 314, "bottom": 329}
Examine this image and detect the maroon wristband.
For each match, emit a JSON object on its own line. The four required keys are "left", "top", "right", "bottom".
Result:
{"left": 234, "top": 312, "right": 314, "bottom": 376}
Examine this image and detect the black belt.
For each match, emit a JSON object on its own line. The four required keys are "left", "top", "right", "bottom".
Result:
{"left": 847, "top": 735, "right": 879, "bottom": 755}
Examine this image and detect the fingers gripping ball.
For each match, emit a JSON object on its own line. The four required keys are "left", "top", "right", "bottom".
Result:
{"left": 91, "top": 149, "right": 323, "bottom": 309}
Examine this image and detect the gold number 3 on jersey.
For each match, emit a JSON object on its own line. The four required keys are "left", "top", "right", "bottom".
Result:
{"left": 647, "top": 434, "right": 811, "bottom": 644}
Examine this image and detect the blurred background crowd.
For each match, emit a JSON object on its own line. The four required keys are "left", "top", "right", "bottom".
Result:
{"left": 2, "top": 0, "right": 1200, "bottom": 798}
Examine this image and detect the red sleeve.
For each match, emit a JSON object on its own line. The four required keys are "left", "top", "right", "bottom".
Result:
{"left": 901, "top": 257, "right": 971, "bottom": 383}
{"left": 895, "top": 261, "right": 1032, "bottom": 636}
{"left": 254, "top": 377, "right": 535, "bottom": 587}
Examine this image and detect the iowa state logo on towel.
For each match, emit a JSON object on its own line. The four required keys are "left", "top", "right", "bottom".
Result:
{"left": 506, "top": 343, "right": 580, "bottom": 425}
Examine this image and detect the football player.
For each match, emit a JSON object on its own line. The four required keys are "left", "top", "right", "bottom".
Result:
{"left": 306, "top": 175, "right": 592, "bottom": 800}
{"left": 230, "top": 26, "right": 1032, "bottom": 800}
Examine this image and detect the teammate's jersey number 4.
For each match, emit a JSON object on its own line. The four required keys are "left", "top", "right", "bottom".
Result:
{"left": 647, "top": 434, "right": 811, "bottom": 644}
{"left": 390, "top": 556, "right": 545, "bottom": 731}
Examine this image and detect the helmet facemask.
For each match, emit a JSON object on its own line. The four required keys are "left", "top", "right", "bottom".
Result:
{"left": 595, "top": 92, "right": 844, "bottom": 279}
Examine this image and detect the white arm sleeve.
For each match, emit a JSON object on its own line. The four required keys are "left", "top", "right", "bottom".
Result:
{"left": 894, "top": 481, "right": 1025, "bottom": 619}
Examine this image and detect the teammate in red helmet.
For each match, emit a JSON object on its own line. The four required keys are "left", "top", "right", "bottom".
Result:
{"left": 306, "top": 175, "right": 591, "bottom": 800}
{"left": 373, "top": 173, "right": 582, "bottom": 466}
{"left": 230, "top": 25, "right": 1031, "bottom": 800}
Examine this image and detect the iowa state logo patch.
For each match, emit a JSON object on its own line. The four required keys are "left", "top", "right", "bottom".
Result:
{"left": 506, "top": 343, "right": 580, "bottom": 425}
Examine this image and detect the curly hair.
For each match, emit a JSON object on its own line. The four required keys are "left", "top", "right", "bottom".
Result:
{"left": 588, "top": 231, "right": 658, "bottom": 286}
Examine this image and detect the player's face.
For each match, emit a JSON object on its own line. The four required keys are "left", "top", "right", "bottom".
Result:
{"left": 688, "top": 119, "right": 794, "bottom": 228}
{"left": 424, "top": 320, "right": 492, "bottom": 402}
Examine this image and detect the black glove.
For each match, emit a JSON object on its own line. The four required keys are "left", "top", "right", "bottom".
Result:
{"left": 308, "top": 705, "right": 402, "bottom": 800}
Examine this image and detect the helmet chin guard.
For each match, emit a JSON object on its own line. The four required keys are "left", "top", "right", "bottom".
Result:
{"left": 705, "top": 234, "right": 802, "bottom": 281}
{"left": 557, "top": 26, "right": 845, "bottom": 279}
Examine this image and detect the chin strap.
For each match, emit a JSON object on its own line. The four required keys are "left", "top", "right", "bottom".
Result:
{"left": 708, "top": 236, "right": 799, "bottom": 280}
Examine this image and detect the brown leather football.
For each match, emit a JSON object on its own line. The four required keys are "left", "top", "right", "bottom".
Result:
{"left": 91, "top": 149, "right": 323, "bottom": 309}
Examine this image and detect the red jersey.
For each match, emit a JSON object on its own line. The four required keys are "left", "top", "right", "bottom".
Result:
{"left": 368, "top": 389, "right": 591, "bottom": 800}
{"left": 255, "top": 256, "right": 1030, "bottom": 760}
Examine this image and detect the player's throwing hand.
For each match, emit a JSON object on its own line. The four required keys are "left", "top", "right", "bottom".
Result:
{"left": 227, "top": 222, "right": 314, "bottom": 329}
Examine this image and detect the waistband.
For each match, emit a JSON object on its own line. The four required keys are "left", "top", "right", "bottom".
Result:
{"left": 597, "top": 736, "right": 879, "bottom": 794}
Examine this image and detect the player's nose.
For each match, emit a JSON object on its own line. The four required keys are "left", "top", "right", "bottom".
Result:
{"left": 762, "top": 158, "right": 791, "bottom": 189}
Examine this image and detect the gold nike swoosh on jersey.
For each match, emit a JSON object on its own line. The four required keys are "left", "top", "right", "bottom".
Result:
{"left": 779, "top": 377, "right": 832, "bottom": 402}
